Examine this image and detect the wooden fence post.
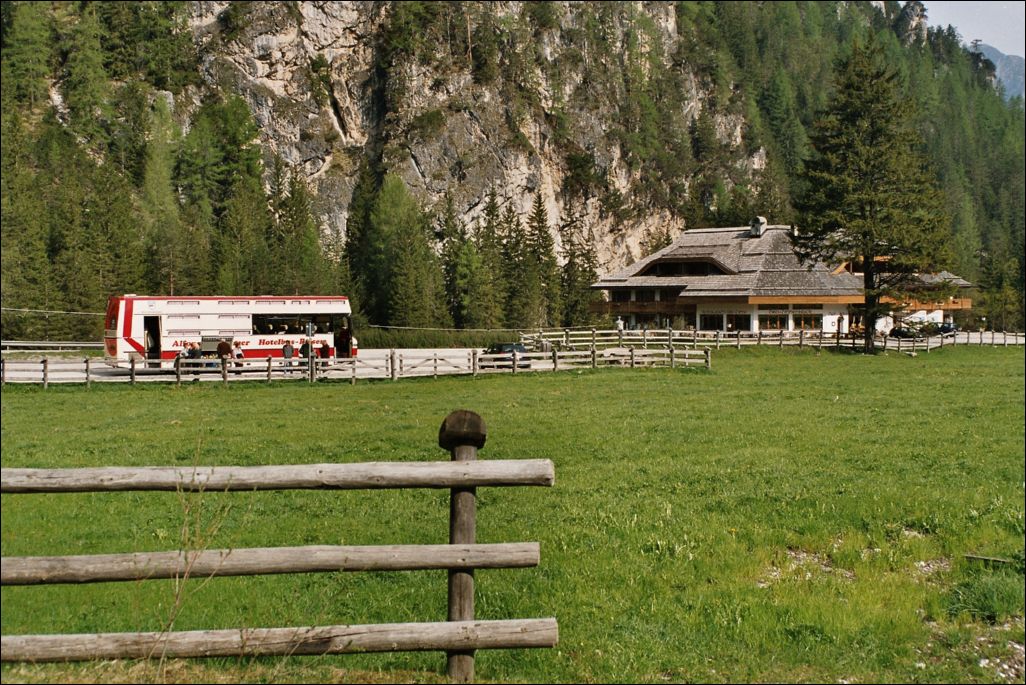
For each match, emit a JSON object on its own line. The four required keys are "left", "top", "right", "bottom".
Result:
{"left": 779, "top": 331, "right": 784, "bottom": 349}
{"left": 390, "top": 349, "right": 398, "bottom": 381}
{"left": 629, "top": 346, "right": 635, "bottom": 368}
{"left": 42, "top": 358, "right": 49, "bottom": 390}
{"left": 2, "top": 358, "right": 6, "bottom": 386}
{"left": 175, "top": 356, "right": 182, "bottom": 386}
{"left": 715, "top": 330, "right": 721, "bottom": 349}
{"left": 511, "top": 350, "right": 518, "bottom": 374}
{"left": 591, "top": 345, "right": 597, "bottom": 368}
{"left": 222, "top": 357, "right": 229, "bottom": 384}
{"left": 642, "top": 329, "right": 648, "bottom": 348}
{"left": 434, "top": 353, "right": 438, "bottom": 379}
{"left": 736, "top": 331, "right": 741, "bottom": 349}
{"left": 552, "top": 348, "right": 558, "bottom": 372}
{"left": 472, "top": 349, "right": 478, "bottom": 376}
{"left": 704, "top": 348, "right": 711, "bottom": 369}
{"left": 618, "top": 328, "right": 623, "bottom": 347}
{"left": 592, "top": 328, "right": 597, "bottom": 348}
{"left": 267, "top": 357, "right": 273, "bottom": 382}
{"left": 85, "top": 358, "right": 91, "bottom": 388}
{"left": 835, "top": 328, "right": 841, "bottom": 350}
{"left": 757, "top": 330, "right": 762, "bottom": 346}
{"left": 799, "top": 329, "right": 804, "bottom": 349}
{"left": 351, "top": 359, "right": 357, "bottom": 385}
{"left": 669, "top": 345, "right": 675, "bottom": 369}
{"left": 129, "top": 357, "right": 136, "bottom": 386}
{"left": 564, "top": 329, "right": 570, "bottom": 347}
{"left": 667, "top": 327, "right": 673, "bottom": 347}
{"left": 439, "top": 410, "right": 486, "bottom": 684}
{"left": 818, "top": 331, "right": 823, "bottom": 351}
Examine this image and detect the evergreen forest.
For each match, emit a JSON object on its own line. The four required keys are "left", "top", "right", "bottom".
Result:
{"left": 1, "top": 1, "right": 1023, "bottom": 339}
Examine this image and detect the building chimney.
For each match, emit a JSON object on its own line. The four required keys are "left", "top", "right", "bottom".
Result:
{"left": 750, "top": 216, "right": 767, "bottom": 237}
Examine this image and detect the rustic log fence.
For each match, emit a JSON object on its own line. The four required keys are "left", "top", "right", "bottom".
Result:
{"left": 1, "top": 345, "right": 711, "bottom": 386}
{"left": 521, "top": 328, "right": 1026, "bottom": 355}
{"left": 0, "top": 410, "right": 557, "bottom": 682}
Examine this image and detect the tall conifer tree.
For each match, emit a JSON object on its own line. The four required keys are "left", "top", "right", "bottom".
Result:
{"left": 795, "top": 37, "right": 948, "bottom": 352}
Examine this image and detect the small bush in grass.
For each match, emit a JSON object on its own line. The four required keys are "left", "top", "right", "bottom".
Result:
{"left": 947, "top": 567, "right": 1025, "bottom": 623}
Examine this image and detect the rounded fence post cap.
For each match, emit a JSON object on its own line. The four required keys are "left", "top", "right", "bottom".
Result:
{"left": 439, "top": 410, "right": 487, "bottom": 450}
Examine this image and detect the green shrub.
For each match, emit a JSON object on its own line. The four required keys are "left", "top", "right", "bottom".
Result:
{"left": 947, "top": 568, "right": 1025, "bottom": 623}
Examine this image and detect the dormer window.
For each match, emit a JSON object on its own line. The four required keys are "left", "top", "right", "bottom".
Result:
{"left": 639, "top": 260, "right": 726, "bottom": 277}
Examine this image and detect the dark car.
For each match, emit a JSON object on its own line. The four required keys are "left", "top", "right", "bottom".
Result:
{"left": 480, "top": 342, "right": 530, "bottom": 369}
{"left": 888, "top": 326, "right": 921, "bottom": 339}
{"left": 937, "top": 322, "right": 959, "bottom": 335}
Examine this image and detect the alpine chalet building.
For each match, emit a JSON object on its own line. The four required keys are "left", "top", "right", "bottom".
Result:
{"left": 591, "top": 218, "right": 863, "bottom": 333}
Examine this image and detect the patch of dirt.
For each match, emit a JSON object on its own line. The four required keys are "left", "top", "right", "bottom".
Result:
{"left": 977, "top": 617, "right": 1025, "bottom": 683}
{"left": 757, "top": 548, "right": 855, "bottom": 588}
{"left": 913, "top": 557, "right": 951, "bottom": 577}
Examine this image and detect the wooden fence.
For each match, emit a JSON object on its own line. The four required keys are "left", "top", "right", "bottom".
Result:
{"left": 0, "top": 410, "right": 557, "bottom": 683}
{"left": 521, "top": 328, "right": 1026, "bottom": 354}
{"left": 0, "top": 346, "right": 711, "bottom": 386}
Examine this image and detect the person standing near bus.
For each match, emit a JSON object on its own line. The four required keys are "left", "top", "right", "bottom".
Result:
{"left": 282, "top": 339, "right": 295, "bottom": 374}
{"left": 233, "top": 341, "right": 245, "bottom": 374}
{"left": 216, "top": 338, "right": 232, "bottom": 360}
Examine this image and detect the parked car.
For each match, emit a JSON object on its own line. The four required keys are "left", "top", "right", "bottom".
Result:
{"left": 937, "top": 322, "right": 959, "bottom": 335}
{"left": 480, "top": 342, "right": 530, "bottom": 369}
{"left": 888, "top": 326, "right": 921, "bottom": 339}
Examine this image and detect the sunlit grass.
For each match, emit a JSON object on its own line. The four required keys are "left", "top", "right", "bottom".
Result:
{"left": 2, "top": 347, "right": 1023, "bottom": 682}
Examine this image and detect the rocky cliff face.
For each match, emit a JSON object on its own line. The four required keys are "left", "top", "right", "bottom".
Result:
{"left": 186, "top": 2, "right": 766, "bottom": 272}
{"left": 978, "top": 44, "right": 1025, "bottom": 100}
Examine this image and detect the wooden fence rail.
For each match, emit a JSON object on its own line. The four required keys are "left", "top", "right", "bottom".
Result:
{"left": 0, "top": 411, "right": 557, "bottom": 683}
{"left": 521, "top": 328, "right": 1026, "bottom": 354}
{"left": 1, "top": 345, "right": 711, "bottom": 386}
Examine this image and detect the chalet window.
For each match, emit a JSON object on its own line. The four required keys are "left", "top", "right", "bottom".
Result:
{"left": 726, "top": 314, "right": 751, "bottom": 331}
{"left": 758, "top": 314, "right": 787, "bottom": 330}
{"left": 699, "top": 314, "right": 722, "bottom": 331}
{"left": 793, "top": 314, "right": 823, "bottom": 330}
{"left": 634, "top": 290, "right": 656, "bottom": 303}
{"left": 660, "top": 289, "right": 680, "bottom": 302}
{"left": 611, "top": 290, "right": 630, "bottom": 303}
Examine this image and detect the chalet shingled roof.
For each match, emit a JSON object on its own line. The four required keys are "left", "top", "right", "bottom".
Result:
{"left": 592, "top": 225, "right": 863, "bottom": 299}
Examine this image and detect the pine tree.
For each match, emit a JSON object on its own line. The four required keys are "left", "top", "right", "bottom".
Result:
{"left": 795, "top": 37, "right": 949, "bottom": 352}
{"left": 141, "top": 96, "right": 186, "bottom": 294}
{"left": 437, "top": 194, "right": 468, "bottom": 325}
{"left": 368, "top": 175, "right": 449, "bottom": 327}
{"left": 526, "top": 193, "right": 561, "bottom": 327}
{"left": 0, "top": 108, "right": 54, "bottom": 339}
{"left": 63, "top": 4, "right": 111, "bottom": 144}
{"left": 559, "top": 210, "right": 601, "bottom": 327}
{"left": 4, "top": 1, "right": 52, "bottom": 109}
{"left": 217, "top": 177, "right": 272, "bottom": 295}
{"left": 501, "top": 204, "right": 539, "bottom": 328}
{"left": 277, "top": 171, "right": 330, "bottom": 295}
{"left": 471, "top": 188, "right": 507, "bottom": 328}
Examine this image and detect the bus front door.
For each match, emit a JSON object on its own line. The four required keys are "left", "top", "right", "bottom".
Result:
{"left": 143, "top": 316, "right": 162, "bottom": 363}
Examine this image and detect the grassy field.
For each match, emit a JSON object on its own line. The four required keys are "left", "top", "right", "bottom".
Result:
{"left": 1, "top": 347, "right": 1023, "bottom": 683}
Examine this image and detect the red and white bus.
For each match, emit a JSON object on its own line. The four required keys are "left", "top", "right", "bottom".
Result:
{"left": 104, "top": 295, "right": 356, "bottom": 368}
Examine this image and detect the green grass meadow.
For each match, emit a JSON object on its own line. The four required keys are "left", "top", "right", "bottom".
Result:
{"left": 2, "top": 347, "right": 1024, "bottom": 683}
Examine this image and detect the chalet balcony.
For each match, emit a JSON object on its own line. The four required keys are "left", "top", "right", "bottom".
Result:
{"left": 898, "top": 297, "right": 973, "bottom": 311}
